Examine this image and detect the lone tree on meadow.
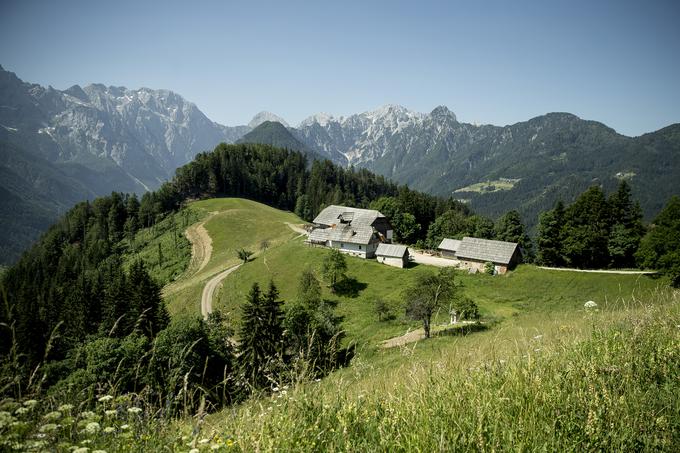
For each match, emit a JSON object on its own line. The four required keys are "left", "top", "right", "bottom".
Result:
{"left": 321, "top": 249, "right": 347, "bottom": 291}
{"left": 404, "top": 267, "right": 458, "bottom": 338}
{"left": 237, "top": 248, "right": 253, "bottom": 264}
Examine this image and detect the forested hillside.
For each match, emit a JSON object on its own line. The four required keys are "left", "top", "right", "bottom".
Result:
{"left": 0, "top": 143, "right": 463, "bottom": 399}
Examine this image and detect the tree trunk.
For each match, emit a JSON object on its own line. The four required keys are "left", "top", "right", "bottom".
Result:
{"left": 423, "top": 317, "right": 431, "bottom": 338}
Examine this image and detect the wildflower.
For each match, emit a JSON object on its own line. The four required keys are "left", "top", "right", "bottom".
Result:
{"left": 73, "top": 448, "right": 89, "bottom": 453}
{"left": 189, "top": 449, "right": 200, "bottom": 453}
{"left": 226, "top": 439, "right": 234, "bottom": 447}
{"left": 211, "top": 444, "right": 221, "bottom": 450}
{"left": 58, "top": 404, "right": 74, "bottom": 412}
{"left": 39, "top": 423, "right": 59, "bottom": 433}
{"left": 272, "top": 386, "right": 279, "bottom": 392}
{"left": 314, "top": 378, "right": 321, "bottom": 382}
{"left": 84, "top": 421, "right": 101, "bottom": 434}
{"left": 120, "top": 424, "right": 130, "bottom": 430}
{"left": 15, "top": 407, "right": 29, "bottom": 415}
{"left": 533, "top": 335, "right": 543, "bottom": 340}
{"left": 103, "top": 426, "right": 116, "bottom": 434}
{"left": 23, "top": 399, "right": 38, "bottom": 407}
{"left": 127, "top": 407, "right": 142, "bottom": 415}
{"left": 98, "top": 395, "right": 114, "bottom": 403}
{"left": 199, "top": 438, "right": 210, "bottom": 444}
{"left": 44, "top": 410, "right": 62, "bottom": 421}
{"left": 80, "top": 411, "right": 96, "bottom": 419}
{"left": 104, "top": 409, "right": 117, "bottom": 417}
{"left": 93, "top": 450, "right": 108, "bottom": 453}
{"left": 584, "top": 300, "right": 598, "bottom": 309}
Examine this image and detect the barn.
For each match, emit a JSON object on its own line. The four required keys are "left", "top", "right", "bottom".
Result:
{"left": 438, "top": 238, "right": 461, "bottom": 259}
{"left": 455, "top": 237, "right": 521, "bottom": 274}
{"left": 375, "top": 243, "right": 410, "bottom": 268}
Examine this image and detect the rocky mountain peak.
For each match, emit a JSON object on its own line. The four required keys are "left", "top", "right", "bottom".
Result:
{"left": 429, "top": 105, "right": 457, "bottom": 122}
{"left": 248, "top": 111, "right": 289, "bottom": 129}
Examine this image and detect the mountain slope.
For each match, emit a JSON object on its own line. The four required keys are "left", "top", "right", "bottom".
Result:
{"left": 294, "top": 106, "right": 680, "bottom": 226}
{"left": 0, "top": 65, "right": 252, "bottom": 263}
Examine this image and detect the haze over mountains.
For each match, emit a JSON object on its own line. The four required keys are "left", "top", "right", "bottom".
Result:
{"left": 1, "top": 65, "right": 679, "bottom": 263}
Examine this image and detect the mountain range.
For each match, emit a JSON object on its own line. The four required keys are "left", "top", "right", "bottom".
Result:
{"left": 1, "top": 65, "right": 679, "bottom": 263}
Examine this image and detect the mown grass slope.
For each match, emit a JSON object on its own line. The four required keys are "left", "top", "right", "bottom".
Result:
{"left": 161, "top": 198, "right": 302, "bottom": 317}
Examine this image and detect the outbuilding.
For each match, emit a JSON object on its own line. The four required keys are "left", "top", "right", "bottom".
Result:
{"left": 455, "top": 237, "right": 521, "bottom": 274}
{"left": 438, "top": 238, "right": 461, "bottom": 259}
{"left": 375, "top": 243, "right": 410, "bottom": 268}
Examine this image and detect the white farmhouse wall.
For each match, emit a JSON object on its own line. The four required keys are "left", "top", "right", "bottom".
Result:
{"left": 328, "top": 240, "right": 378, "bottom": 258}
{"left": 377, "top": 255, "right": 406, "bottom": 268}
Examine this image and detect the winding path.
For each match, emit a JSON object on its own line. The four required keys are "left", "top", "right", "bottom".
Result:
{"left": 201, "top": 263, "right": 242, "bottom": 319}
{"left": 198, "top": 221, "right": 310, "bottom": 319}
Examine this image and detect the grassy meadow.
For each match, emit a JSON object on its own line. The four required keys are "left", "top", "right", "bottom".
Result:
{"left": 3, "top": 197, "right": 677, "bottom": 451}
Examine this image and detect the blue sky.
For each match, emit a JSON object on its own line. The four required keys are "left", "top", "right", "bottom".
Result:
{"left": 1, "top": 0, "right": 678, "bottom": 136}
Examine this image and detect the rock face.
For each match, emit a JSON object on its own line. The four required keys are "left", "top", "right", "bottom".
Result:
{"left": 248, "top": 111, "right": 289, "bottom": 129}
{"left": 293, "top": 104, "right": 680, "bottom": 225}
{"left": 0, "top": 65, "right": 249, "bottom": 191}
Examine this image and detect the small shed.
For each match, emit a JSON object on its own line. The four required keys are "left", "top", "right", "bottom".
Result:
{"left": 455, "top": 237, "right": 521, "bottom": 274}
{"left": 438, "top": 238, "right": 461, "bottom": 259}
{"left": 375, "top": 243, "right": 409, "bottom": 268}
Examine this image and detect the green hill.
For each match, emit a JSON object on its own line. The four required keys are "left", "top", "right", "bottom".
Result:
{"left": 237, "top": 121, "right": 319, "bottom": 159}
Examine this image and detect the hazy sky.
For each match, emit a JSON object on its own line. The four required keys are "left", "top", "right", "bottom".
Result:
{"left": 1, "top": 0, "right": 678, "bottom": 136}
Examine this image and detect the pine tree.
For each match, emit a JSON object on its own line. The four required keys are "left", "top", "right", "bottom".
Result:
{"left": 562, "top": 186, "right": 611, "bottom": 268}
{"left": 495, "top": 210, "right": 532, "bottom": 261}
{"left": 537, "top": 201, "right": 565, "bottom": 266}
{"left": 608, "top": 180, "right": 644, "bottom": 268}
{"left": 238, "top": 282, "right": 286, "bottom": 390}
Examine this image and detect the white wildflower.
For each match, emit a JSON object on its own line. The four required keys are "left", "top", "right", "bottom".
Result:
{"left": 80, "top": 411, "right": 96, "bottom": 419}
{"left": 39, "top": 423, "right": 59, "bottom": 432}
{"left": 93, "top": 450, "right": 107, "bottom": 453}
{"left": 272, "top": 387, "right": 279, "bottom": 392}
{"left": 58, "top": 404, "right": 74, "bottom": 412}
{"left": 104, "top": 410, "right": 117, "bottom": 417}
{"left": 210, "top": 444, "right": 221, "bottom": 450}
{"left": 584, "top": 300, "right": 598, "bottom": 309}
{"left": 533, "top": 335, "right": 543, "bottom": 340}
{"left": 120, "top": 424, "right": 130, "bottom": 430}
{"left": 84, "top": 421, "right": 100, "bottom": 434}
{"left": 127, "top": 407, "right": 142, "bottom": 415}
{"left": 103, "top": 426, "right": 115, "bottom": 434}
{"left": 14, "top": 407, "right": 29, "bottom": 415}
{"left": 97, "top": 395, "right": 114, "bottom": 403}
{"left": 73, "top": 448, "right": 89, "bottom": 453}
{"left": 199, "top": 438, "right": 210, "bottom": 444}
{"left": 189, "top": 449, "right": 199, "bottom": 453}
{"left": 43, "top": 411, "right": 62, "bottom": 421}
{"left": 23, "top": 399, "right": 38, "bottom": 407}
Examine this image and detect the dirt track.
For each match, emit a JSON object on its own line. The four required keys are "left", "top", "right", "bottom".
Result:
{"left": 538, "top": 266, "right": 656, "bottom": 275}
{"left": 201, "top": 263, "right": 242, "bottom": 319}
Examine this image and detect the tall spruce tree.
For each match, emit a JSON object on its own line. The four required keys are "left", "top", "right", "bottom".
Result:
{"left": 537, "top": 201, "right": 565, "bottom": 266}
{"left": 562, "top": 186, "right": 612, "bottom": 268}
{"left": 495, "top": 210, "right": 532, "bottom": 261}
{"left": 238, "top": 281, "right": 286, "bottom": 390}
{"left": 636, "top": 196, "right": 680, "bottom": 286}
{"left": 608, "top": 180, "right": 645, "bottom": 268}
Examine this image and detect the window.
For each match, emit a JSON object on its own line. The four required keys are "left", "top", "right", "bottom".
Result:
{"left": 359, "top": 245, "right": 362, "bottom": 249}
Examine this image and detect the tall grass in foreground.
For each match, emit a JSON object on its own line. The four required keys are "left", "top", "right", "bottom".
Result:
{"left": 1, "top": 289, "right": 678, "bottom": 451}
{"left": 211, "top": 290, "right": 679, "bottom": 452}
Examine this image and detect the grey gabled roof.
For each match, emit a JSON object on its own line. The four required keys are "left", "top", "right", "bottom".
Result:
{"left": 438, "top": 238, "right": 461, "bottom": 252}
{"left": 456, "top": 237, "right": 518, "bottom": 265}
{"left": 376, "top": 243, "right": 409, "bottom": 258}
{"left": 308, "top": 224, "right": 377, "bottom": 245}
{"left": 312, "top": 205, "right": 385, "bottom": 228}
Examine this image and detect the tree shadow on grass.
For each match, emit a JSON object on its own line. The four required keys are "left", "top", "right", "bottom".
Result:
{"left": 332, "top": 277, "right": 367, "bottom": 298}
{"left": 435, "top": 322, "right": 488, "bottom": 337}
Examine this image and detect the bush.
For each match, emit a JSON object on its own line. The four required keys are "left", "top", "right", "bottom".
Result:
{"left": 484, "top": 262, "right": 495, "bottom": 275}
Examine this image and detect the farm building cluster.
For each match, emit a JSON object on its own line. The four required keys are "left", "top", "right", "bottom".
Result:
{"left": 306, "top": 204, "right": 521, "bottom": 273}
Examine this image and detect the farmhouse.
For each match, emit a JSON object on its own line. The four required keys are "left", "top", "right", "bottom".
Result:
{"left": 307, "top": 205, "right": 393, "bottom": 258}
{"left": 375, "top": 243, "right": 410, "bottom": 268}
{"left": 455, "top": 237, "right": 521, "bottom": 274}
{"left": 438, "top": 238, "right": 461, "bottom": 259}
